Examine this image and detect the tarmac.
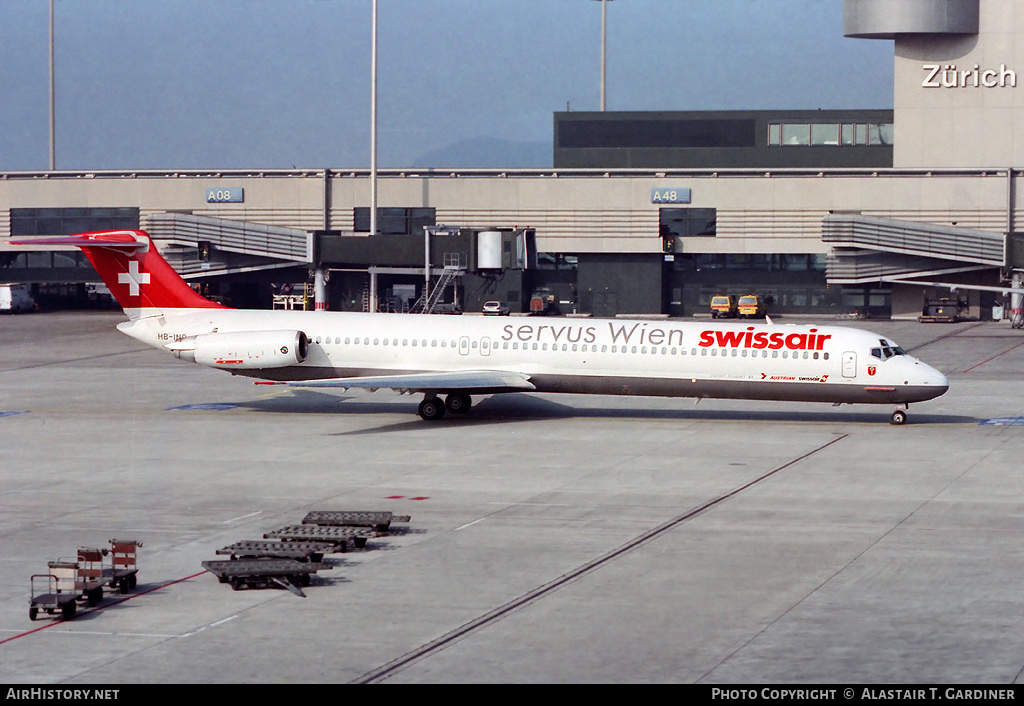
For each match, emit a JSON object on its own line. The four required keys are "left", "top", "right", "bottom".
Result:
{"left": 1, "top": 310, "right": 1023, "bottom": 684}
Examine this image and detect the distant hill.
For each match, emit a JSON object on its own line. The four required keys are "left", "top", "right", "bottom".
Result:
{"left": 410, "top": 137, "right": 551, "bottom": 169}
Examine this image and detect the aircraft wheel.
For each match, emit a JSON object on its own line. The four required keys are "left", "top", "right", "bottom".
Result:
{"left": 890, "top": 409, "right": 907, "bottom": 425}
{"left": 418, "top": 398, "right": 446, "bottom": 421}
{"left": 445, "top": 393, "right": 472, "bottom": 414}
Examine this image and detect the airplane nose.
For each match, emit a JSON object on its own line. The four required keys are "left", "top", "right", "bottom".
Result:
{"left": 922, "top": 362, "right": 949, "bottom": 392}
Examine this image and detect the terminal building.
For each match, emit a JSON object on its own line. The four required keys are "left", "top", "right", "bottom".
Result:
{"left": 2, "top": 0, "right": 1022, "bottom": 320}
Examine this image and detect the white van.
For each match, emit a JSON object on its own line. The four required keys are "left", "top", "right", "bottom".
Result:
{"left": 0, "top": 284, "right": 35, "bottom": 313}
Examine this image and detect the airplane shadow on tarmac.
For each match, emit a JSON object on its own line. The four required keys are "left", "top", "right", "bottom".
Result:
{"left": 227, "top": 389, "right": 975, "bottom": 434}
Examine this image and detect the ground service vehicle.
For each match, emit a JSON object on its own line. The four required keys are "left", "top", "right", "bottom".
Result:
{"left": 710, "top": 295, "right": 738, "bottom": 318}
{"left": 482, "top": 300, "right": 510, "bottom": 316}
{"left": 0, "top": 284, "right": 34, "bottom": 313}
{"left": 738, "top": 294, "right": 765, "bottom": 318}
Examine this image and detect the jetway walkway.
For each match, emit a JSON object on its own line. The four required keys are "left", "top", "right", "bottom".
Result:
{"left": 823, "top": 213, "right": 1006, "bottom": 284}
{"left": 143, "top": 212, "right": 310, "bottom": 277}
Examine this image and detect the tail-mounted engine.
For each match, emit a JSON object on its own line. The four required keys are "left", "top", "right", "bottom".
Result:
{"left": 169, "top": 330, "right": 309, "bottom": 369}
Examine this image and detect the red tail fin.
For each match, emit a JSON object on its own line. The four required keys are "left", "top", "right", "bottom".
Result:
{"left": 7, "top": 230, "right": 223, "bottom": 317}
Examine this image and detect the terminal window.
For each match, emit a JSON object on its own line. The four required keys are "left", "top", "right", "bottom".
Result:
{"left": 660, "top": 208, "right": 717, "bottom": 238}
{"left": 559, "top": 118, "right": 756, "bottom": 149}
{"left": 10, "top": 207, "right": 140, "bottom": 236}
{"left": 768, "top": 123, "right": 892, "bottom": 147}
{"left": 353, "top": 207, "right": 436, "bottom": 235}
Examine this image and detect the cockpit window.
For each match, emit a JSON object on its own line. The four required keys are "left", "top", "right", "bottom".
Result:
{"left": 871, "top": 339, "right": 906, "bottom": 360}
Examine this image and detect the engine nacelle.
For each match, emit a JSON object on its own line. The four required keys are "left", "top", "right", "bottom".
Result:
{"left": 171, "top": 330, "right": 308, "bottom": 370}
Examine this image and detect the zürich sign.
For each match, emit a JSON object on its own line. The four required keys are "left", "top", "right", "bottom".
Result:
{"left": 922, "top": 63, "right": 1017, "bottom": 88}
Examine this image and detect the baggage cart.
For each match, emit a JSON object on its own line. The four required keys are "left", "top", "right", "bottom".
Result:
{"left": 102, "top": 539, "right": 141, "bottom": 593}
{"left": 201, "top": 559, "right": 332, "bottom": 597}
{"left": 28, "top": 562, "right": 79, "bottom": 621}
{"left": 301, "top": 510, "right": 411, "bottom": 534}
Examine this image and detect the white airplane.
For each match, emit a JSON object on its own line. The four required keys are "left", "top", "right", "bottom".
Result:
{"left": 9, "top": 230, "right": 949, "bottom": 424}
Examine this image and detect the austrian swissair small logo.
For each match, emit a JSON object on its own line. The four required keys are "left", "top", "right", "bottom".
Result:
{"left": 118, "top": 259, "right": 150, "bottom": 296}
{"left": 868, "top": 366, "right": 877, "bottom": 376}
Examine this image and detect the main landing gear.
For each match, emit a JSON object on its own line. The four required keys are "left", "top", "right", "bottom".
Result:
{"left": 417, "top": 392, "right": 473, "bottom": 421}
{"left": 890, "top": 406, "right": 908, "bottom": 425}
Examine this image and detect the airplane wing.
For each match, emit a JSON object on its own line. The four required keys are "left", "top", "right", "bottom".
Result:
{"left": 281, "top": 370, "right": 536, "bottom": 395}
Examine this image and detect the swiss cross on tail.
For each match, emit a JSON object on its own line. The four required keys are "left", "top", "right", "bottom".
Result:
{"left": 118, "top": 259, "right": 151, "bottom": 296}
{"left": 6, "top": 229, "right": 224, "bottom": 318}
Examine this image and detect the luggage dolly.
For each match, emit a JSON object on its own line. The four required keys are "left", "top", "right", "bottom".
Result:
{"left": 263, "top": 525, "right": 376, "bottom": 552}
{"left": 202, "top": 559, "right": 332, "bottom": 598}
{"left": 29, "top": 550, "right": 104, "bottom": 620}
{"left": 29, "top": 561, "right": 80, "bottom": 621}
{"left": 101, "top": 539, "right": 141, "bottom": 594}
{"left": 302, "top": 510, "right": 411, "bottom": 534}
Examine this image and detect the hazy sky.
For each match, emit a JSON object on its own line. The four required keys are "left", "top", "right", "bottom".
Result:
{"left": 0, "top": 0, "right": 894, "bottom": 171}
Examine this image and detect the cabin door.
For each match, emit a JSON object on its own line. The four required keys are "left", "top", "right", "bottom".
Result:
{"left": 842, "top": 351, "right": 857, "bottom": 378}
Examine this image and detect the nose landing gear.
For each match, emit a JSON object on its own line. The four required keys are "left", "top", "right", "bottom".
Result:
{"left": 890, "top": 407, "right": 908, "bottom": 425}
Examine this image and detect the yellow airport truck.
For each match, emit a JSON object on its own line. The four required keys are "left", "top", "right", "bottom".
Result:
{"left": 710, "top": 294, "right": 738, "bottom": 318}
{"left": 737, "top": 294, "right": 765, "bottom": 319}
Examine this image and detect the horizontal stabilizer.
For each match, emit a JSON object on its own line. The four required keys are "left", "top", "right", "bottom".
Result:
{"left": 7, "top": 231, "right": 146, "bottom": 249}
{"left": 285, "top": 370, "right": 536, "bottom": 394}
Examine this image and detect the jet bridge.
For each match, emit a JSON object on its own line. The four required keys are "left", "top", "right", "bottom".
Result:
{"left": 823, "top": 213, "right": 1008, "bottom": 319}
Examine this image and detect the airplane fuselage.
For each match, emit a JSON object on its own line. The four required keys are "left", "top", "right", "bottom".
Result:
{"left": 118, "top": 309, "right": 948, "bottom": 407}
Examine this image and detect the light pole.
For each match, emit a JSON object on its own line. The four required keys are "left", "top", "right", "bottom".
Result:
{"left": 593, "top": 0, "right": 613, "bottom": 111}
{"left": 49, "top": 0, "right": 55, "bottom": 170}
{"left": 370, "top": 0, "right": 378, "bottom": 237}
